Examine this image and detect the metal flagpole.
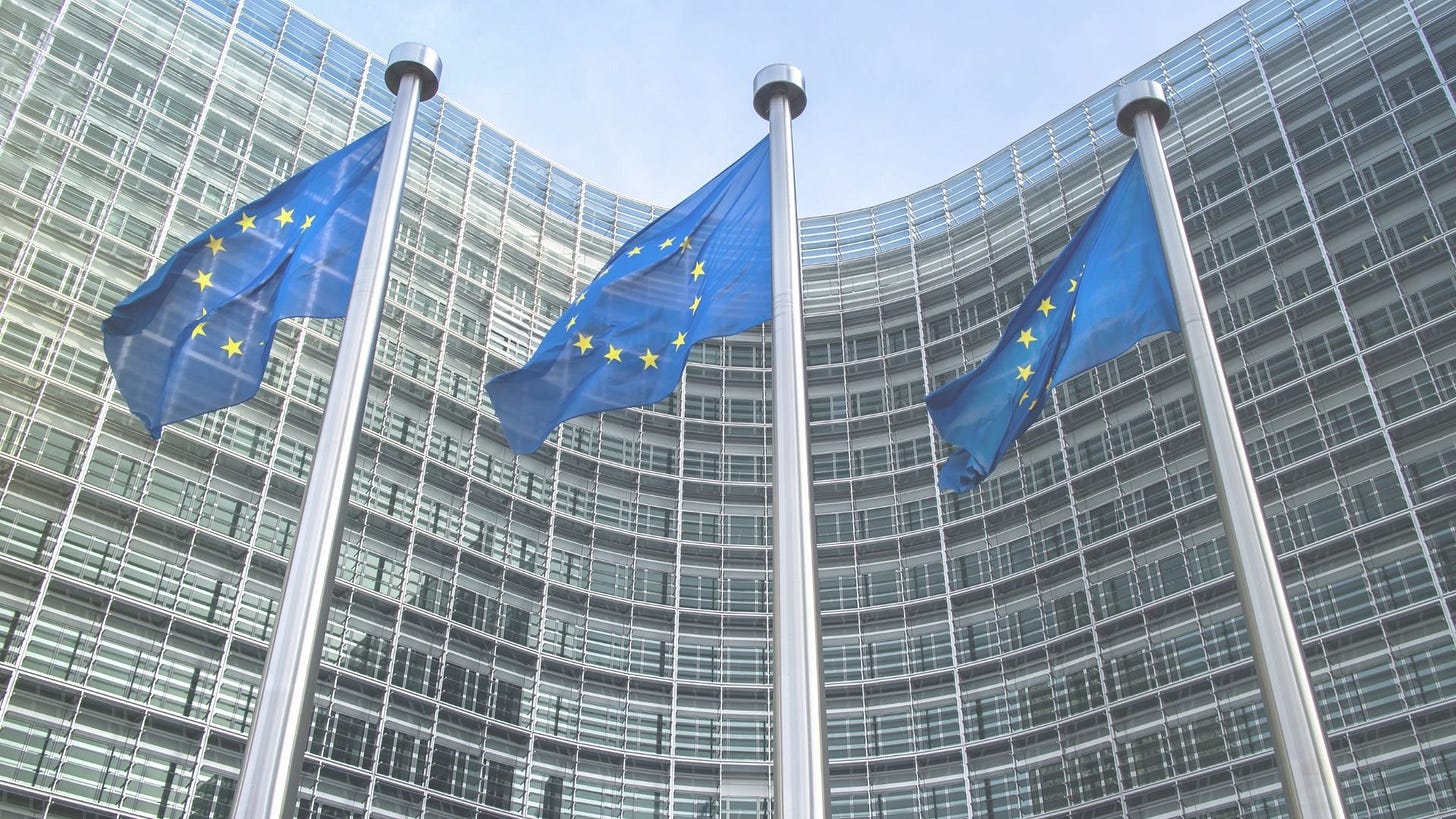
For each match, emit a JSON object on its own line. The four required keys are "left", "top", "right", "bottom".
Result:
{"left": 229, "top": 43, "right": 441, "bottom": 819}
{"left": 753, "top": 65, "right": 831, "bottom": 818}
{"left": 1116, "top": 81, "right": 1346, "bottom": 819}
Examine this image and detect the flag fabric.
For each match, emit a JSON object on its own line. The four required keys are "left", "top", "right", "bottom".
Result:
{"left": 926, "top": 153, "right": 1179, "bottom": 492}
{"left": 487, "top": 139, "right": 772, "bottom": 454}
{"left": 103, "top": 126, "right": 388, "bottom": 439}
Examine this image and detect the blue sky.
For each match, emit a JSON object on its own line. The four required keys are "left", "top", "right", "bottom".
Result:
{"left": 291, "top": 1, "right": 1242, "bottom": 216}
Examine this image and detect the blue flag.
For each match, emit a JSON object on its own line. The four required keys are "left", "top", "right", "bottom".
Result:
{"left": 103, "top": 126, "right": 388, "bottom": 439}
{"left": 926, "top": 154, "right": 1179, "bottom": 492}
{"left": 488, "top": 139, "right": 771, "bottom": 454}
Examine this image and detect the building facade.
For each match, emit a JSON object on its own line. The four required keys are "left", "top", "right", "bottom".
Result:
{"left": 0, "top": 0, "right": 1454, "bottom": 816}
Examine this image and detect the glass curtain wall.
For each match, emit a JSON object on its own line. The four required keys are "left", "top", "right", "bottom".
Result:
{"left": 0, "top": 0, "right": 1453, "bottom": 817}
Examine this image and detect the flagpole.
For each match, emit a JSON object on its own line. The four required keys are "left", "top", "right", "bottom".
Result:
{"left": 753, "top": 65, "right": 831, "bottom": 818}
{"left": 228, "top": 44, "right": 440, "bottom": 819}
{"left": 1116, "top": 81, "right": 1346, "bottom": 819}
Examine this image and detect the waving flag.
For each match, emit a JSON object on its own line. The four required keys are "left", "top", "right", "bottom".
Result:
{"left": 102, "top": 126, "right": 387, "bottom": 438}
{"left": 926, "top": 154, "right": 1178, "bottom": 491}
{"left": 488, "top": 139, "right": 772, "bottom": 454}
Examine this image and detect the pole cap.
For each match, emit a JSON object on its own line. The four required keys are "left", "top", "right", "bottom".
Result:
{"left": 753, "top": 64, "right": 807, "bottom": 120}
{"left": 1115, "top": 79, "right": 1170, "bottom": 137}
{"left": 386, "top": 43, "right": 443, "bottom": 101}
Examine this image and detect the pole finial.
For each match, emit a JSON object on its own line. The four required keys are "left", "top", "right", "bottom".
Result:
{"left": 386, "top": 43, "right": 443, "bottom": 101}
{"left": 754, "top": 64, "right": 807, "bottom": 120}
{"left": 1115, "top": 79, "right": 1170, "bottom": 137}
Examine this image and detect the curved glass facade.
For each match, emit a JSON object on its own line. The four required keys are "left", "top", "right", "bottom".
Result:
{"left": 0, "top": 0, "right": 1455, "bottom": 816}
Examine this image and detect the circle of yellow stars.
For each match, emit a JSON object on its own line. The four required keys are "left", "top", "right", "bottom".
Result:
{"left": 186, "top": 204, "right": 318, "bottom": 362}
{"left": 1010, "top": 273, "right": 1082, "bottom": 412}
{"left": 560, "top": 233, "right": 702, "bottom": 372}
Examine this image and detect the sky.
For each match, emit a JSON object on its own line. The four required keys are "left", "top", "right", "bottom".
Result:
{"left": 289, "top": 1, "right": 1244, "bottom": 217}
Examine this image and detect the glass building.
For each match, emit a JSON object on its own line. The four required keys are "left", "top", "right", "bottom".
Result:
{"left": 0, "top": 0, "right": 1454, "bottom": 815}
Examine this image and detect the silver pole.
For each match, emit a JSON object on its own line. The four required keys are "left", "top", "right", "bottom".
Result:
{"left": 229, "top": 44, "right": 441, "bottom": 819}
{"left": 1116, "top": 81, "right": 1345, "bottom": 819}
{"left": 753, "top": 65, "right": 830, "bottom": 818}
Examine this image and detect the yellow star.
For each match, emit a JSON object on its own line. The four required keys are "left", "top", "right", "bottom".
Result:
{"left": 222, "top": 337, "right": 244, "bottom": 358}
{"left": 690, "top": 296, "right": 701, "bottom": 314}
{"left": 672, "top": 332, "right": 687, "bottom": 349}
{"left": 301, "top": 214, "right": 315, "bottom": 230}
{"left": 1067, "top": 278, "right": 1078, "bottom": 293}
{"left": 274, "top": 207, "right": 294, "bottom": 227}
{"left": 1029, "top": 400, "right": 1038, "bottom": 411}
{"left": 1038, "top": 298, "right": 1055, "bottom": 317}
{"left": 193, "top": 270, "right": 213, "bottom": 292}
{"left": 1017, "top": 328, "right": 1036, "bottom": 348}
{"left": 691, "top": 261, "right": 705, "bottom": 279}
{"left": 605, "top": 344, "right": 623, "bottom": 362}
{"left": 1071, "top": 308, "right": 1078, "bottom": 322}
{"left": 577, "top": 292, "right": 587, "bottom": 304}
{"left": 567, "top": 316, "right": 577, "bottom": 329}
{"left": 191, "top": 322, "right": 206, "bottom": 339}
{"left": 235, "top": 213, "right": 256, "bottom": 232}
{"left": 573, "top": 333, "right": 593, "bottom": 354}
{"left": 627, "top": 246, "right": 643, "bottom": 256}
{"left": 658, "top": 237, "right": 675, "bottom": 250}
{"left": 639, "top": 349, "right": 659, "bottom": 369}
{"left": 1019, "top": 390, "right": 1030, "bottom": 404}
{"left": 1017, "top": 364, "right": 1034, "bottom": 381}
{"left": 680, "top": 236, "right": 692, "bottom": 251}
{"left": 205, "top": 235, "right": 224, "bottom": 255}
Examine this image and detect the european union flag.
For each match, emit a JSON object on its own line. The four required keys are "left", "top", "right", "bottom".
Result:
{"left": 488, "top": 139, "right": 771, "bottom": 454}
{"left": 103, "top": 126, "right": 388, "bottom": 439}
{"left": 926, "top": 154, "right": 1179, "bottom": 492}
